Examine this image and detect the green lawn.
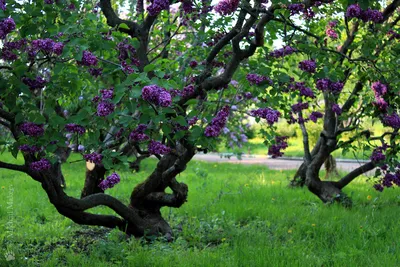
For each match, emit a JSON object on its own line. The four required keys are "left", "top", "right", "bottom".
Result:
{"left": 1, "top": 153, "right": 400, "bottom": 266}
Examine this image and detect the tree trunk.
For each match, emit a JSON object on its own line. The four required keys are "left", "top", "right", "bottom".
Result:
{"left": 81, "top": 163, "right": 105, "bottom": 198}
{"left": 289, "top": 162, "right": 307, "bottom": 187}
{"left": 324, "top": 154, "right": 340, "bottom": 180}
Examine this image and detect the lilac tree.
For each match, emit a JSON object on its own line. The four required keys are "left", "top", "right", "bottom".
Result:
{"left": 0, "top": 0, "right": 399, "bottom": 239}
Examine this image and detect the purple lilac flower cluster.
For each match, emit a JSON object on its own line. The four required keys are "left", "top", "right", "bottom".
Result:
{"left": 298, "top": 60, "right": 316, "bottom": 73}
{"left": 22, "top": 76, "right": 47, "bottom": 90}
{"left": 382, "top": 113, "right": 400, "bottom": 129}
{"left": 370, "top": 81, "right": 389, "bottom": 112}
{"left": 291, "top": 102, "right": 309, "bottom": 113}
{"left": 77, "top": 50, "right": 98, "bottom": 66}
{"left": 250, "top": 108, "right": 280, "bottom": 126}
{"left": 225, "top": 125, "right": 249, "bottom": 149}
{"left": 84, "top": 152, "right": 103, "bottom": 165}
{"left": 189, "top": 60, "right": 198, "bottom": 68}
{"left": 309, "top": 111, "right": 323, "bottom": 123}
{"left": 19, "top": 144, "right": 41, "bottom": 153}
{"left": 204, "top": 106, "right": 230, "bottom": 137}
{"left": 269, "top": 46, "right": 296, "bottom": 58}
{"left": 30, "top": 38, "right": 64, "bottom": 56}
{"left": 148, "top": 140, "right": 171, "bottom": 154}
{"left": 346, "top": 4, "right": 383, "bottom": 23}
{"left": 287, "top": 3, "right": 315, "bottom": 19}
{"left": 315, "top": 78, "right": 343, "bottom": 93}
{"left": 20, "top": 122, "right": 44, "bottom": 137}
{"left": 100, "top": 88, "right": 114, "bottom": 99}
{"left": 371, "top": 81, "right": 387, "bottom": 97}
{"left": 1, "top": 39, "right": 27, "bottom": 61}
{"left": 331, "top": 104, "right": 342, "bottom": 115}
{"left": 99, "top": 172, "right": 121, "bottom": 190}
{"left": 0, "top": 18, "right": 16, "bottom": 39}
{"left": 147, "top": 0, "right": 170, "bottom": 16}
{"left": 268, "top": 136, "right": 288, "bottom": 158}
{"left": 0, "top": 0, "right": 6, "bottom": 10}
{"left": 325, "top": 20, "right": 338, "bottom": 39}
{"left": 246, "top": 74, "right": 272, "bottom": 86}
{"left": 129, "top": 124, "right": 149, "bottom": 142}
{"left": 370, "top": 147, "right": 386, "bottom": 163}
{"left": 214, "top": 0, "right": 239, "bottom": 15}
{"left": 88, "top": 67, "right": 103, "bottom": 77}
{"left": 97, "top": 101, "right": 115, "bottom": 117}
{"left": 188, "top": 116, "right": 198, "bottom": 126}
{"left": 65, "top": 123, "right": 86, "bottom": 135}
{"left": 30, "top": 159, "right": 52, "bottom": 171}
{"left": 295, "top": 82, "right": 315, "bottom": 98}
{"left": 387, "top": 29, "right": 400, "bottom": 41}
{"left": 183, "top": 85, "right": 195, "bottom": 97}
{"left": 142, "top": 85, "right": 172, "bottom": 107}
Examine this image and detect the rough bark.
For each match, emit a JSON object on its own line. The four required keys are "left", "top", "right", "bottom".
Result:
{"left": 81, "top": 163, "right": 106, "bottom": 198}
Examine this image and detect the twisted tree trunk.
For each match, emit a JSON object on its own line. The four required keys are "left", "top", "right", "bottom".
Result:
{"left": 81, "top": 163, "right": 105, "bottom": 198}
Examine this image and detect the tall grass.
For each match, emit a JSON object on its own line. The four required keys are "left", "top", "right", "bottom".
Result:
{"left": 0, "top": 153, "right": 399, "bottom": 266}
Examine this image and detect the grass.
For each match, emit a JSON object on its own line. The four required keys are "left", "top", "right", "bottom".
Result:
{"left": 1, "top": 153, "right": 400, "bottom": 266}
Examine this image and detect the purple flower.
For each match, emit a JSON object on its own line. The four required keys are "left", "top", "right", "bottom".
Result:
{"left": 298, "top": 60, "right": 316, "bottom": 73}
{"left": 291, "top": 102, "right": 309, "bottom": 113}
{"left": 78, "top": 50, "right": 98, "bottom": 66}
{"left": 189, "top": 60, "right": 198, "bottom": 68}
{"left": 382, "top": 113, "right": 400, "bottom": 129}
{"left": 88, "top": 67, "right": 103, "bottom": 77}
{"left": 287, "top": 4, "right": 304, "bottom": 15}
{"left": 188, "top": 116, "right": 198, "bottom": 126}
{"left": 84, "top": 152, "right": 103, "bottom": 165}
{"left": 20, "top": 122, "right": 44, "bottom": 137}
{"left": 268, "top": 136, "right": 288, "bottom": 158}
{"left": 100, "top": 88, "right": 114, "bottom": 99}
{"left": 92, "top": 95, "right": 100, "bottom": 103}
{"left": 204, "top": 106, "right": 230, "bottom": 137}
{"left": 371, "top": 81, "right": 387, "bottom": 97}
{"left": 269, "top": 46, "right": 296, "bottom": 58}
{"left": 328, "top": 21, "right": 338, "bottom": 28}
{"left": 44, "top": 0, "right": 54, "bottom": 4}
{"left": 97, "top": 101, "right": 115, "bottom": 117}
{"left": 0, "top": 0, "right": 6, "bottom": 10}
{"left": 370, "top": 147, "right": 386, "bottom": 163}
{"left": 361, "top": 9, "right": 383, "bottom": 23}
{"left": 0, "top": 18, "right": 16, "bottom": 39}
{"left": 22, "top": 76, "right": 47, "bottom": 90}
{"left": 142, "top": 85, "right": 172, "bottom": 107}
{"left": 65, "top": 123, "right": 86, "bottom": 135}
{"left": 30, "top": 159, "right": 52, "bottom": 171}
{"left": 250, "top": 108, "right": 280, "bottom": 126}
{"left": 316, "top": 78, "right": 330, "bottom": 91}
{"left": 326, "top": 28, "right": 338, "bottom": 39}
{"left": 148, "top": 140, "right": 171, "bottom": 154}
{"left": 99, "top": 172, "right": 121, "bottom": 190}
{"left": 309, "top": 111, "right": 323, "bottom": 123}
{"left": 330, "top": 81, "right": 344, "bottom": 93}
{"left": 295, "top": 82, "right": 315, "bottom": 98}
{"left": 332, "top": 104, "right": 342, "bottom": 115}
{"left": 19, "top": 144, "right": 41, "bottom": 153}
{"left": 373, "top": 183, "right": 384, "bottom": 192}
{"left": 372, "top": 97, "right": 388, "bottom": 111}
{"left": 129, "top": 124, "right": 149, "bottom": 142}
{"left": 246, "top": 74, "right": 272, "bottom": 86}
{"left": 346, "top": 4, "right": 362, "bottom": 19}
{"left": 147, "top": 0, "right": 170, "bottom": 16}
{"left": 214, "top": 0, "right": 239, "bottom": 15}
{"left": 183, "top": 85, "right": 195, "bottom": 97}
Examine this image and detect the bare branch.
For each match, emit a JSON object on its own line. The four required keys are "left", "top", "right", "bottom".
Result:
{"left": 0, "top": 160, "right": 28, "bottom": 173}
{"left": 334, "top": 162, "right": 376, "bottom": 189}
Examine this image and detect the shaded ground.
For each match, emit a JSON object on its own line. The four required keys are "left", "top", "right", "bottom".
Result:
{"left": 194, "top": 153, "right": 372, "bottom": 173}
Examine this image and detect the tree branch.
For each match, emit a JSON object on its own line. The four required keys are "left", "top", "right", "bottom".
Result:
{"left": 0, "top": 161, "right": 28, "bottom": 174}
{"left": 334, "top": 162, "right": 376, "bottom": 189}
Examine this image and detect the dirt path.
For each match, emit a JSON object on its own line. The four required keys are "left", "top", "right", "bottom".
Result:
{"left": 193, "top": 153, "right": 372, "bottom": 173}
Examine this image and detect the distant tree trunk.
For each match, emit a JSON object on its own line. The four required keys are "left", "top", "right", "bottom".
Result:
{"left": 54, "top": 147, "right": 71, "bottom": 189}
{"left": 324, "top": 154, "right": 340, "bottom": 180}
{"left": 81, "top": 163, "right": 105, "bottom": 198}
